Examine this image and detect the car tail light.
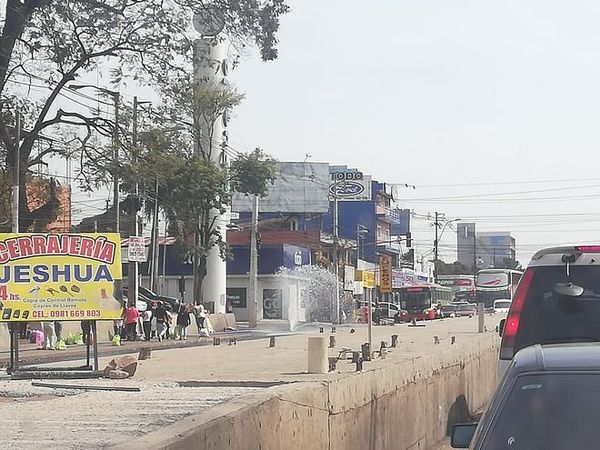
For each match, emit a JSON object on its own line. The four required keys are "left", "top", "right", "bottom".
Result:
{"left": 499, "top": 268, "right": 535, "bottom": 360}
{"left": 576, "top": 246, "right": 600, "bottom": 253}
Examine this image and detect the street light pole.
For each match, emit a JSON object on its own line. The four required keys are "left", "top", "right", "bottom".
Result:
{"left": 433, "top": 214, "right": 461, "bottom": 283}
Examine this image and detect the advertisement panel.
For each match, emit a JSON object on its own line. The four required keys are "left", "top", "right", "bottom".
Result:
{"left": 379, "top": 256, "right": 392, "bottom": 293}
{"left": 0, "top": 233, "right": 123, "bottom": 322}
{"left": 232, "top": 162, "right": 330, "bottom": 213}
{"left": 344, "top": 265, "right": 355, "bottom": 291}
{"left": 329, "top": 169, "right": 372, "bottom": 202}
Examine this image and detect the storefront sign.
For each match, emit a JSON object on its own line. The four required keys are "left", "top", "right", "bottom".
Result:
{"left": 379, "top": 256, "right": 392, "bottom": 293}
{"left": 0, "top": 233, "right": 123, "bottom": 322}
{"left": 329, "top": 170, "right": 372, "bottom": 202}
{"left": 226, "top": 287, "right": 247, "bottom": 308}
{"left": 362, "top": 270, "right": 375, "bottom": 289}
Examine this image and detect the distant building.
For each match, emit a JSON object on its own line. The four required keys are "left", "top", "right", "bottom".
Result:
{"left": 457, "top": 223, "right": 516, "bottom": 270}
{"left": 457, "top": 223, "right": 476, "bottom": 269}
{"left": 477, "top": 232, "right": 516, "bottom": 268}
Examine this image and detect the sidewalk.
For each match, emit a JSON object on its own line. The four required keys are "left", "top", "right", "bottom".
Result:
{"left": 0, "top": 329, "right": 253, "bottom": 368}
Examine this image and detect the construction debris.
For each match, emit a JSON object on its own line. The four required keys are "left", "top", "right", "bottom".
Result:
{"left": 103, "top": 355, "right": 138, "bottom": 378}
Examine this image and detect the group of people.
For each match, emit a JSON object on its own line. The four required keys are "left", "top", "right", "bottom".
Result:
{"left": 119, "top": 301, "right": 209, "bottom": 342}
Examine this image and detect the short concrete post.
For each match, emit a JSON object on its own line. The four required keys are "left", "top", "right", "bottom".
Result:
{"left": 380, "top": 347, "right": 388, "bottom": 359}
{"left": 361, "top": 342, "right": 371, "bottom": 361}
{"left": 451, "top": 336, "right": 456, "bottom": 345}
{"left": 328, "top": 357, "right": 338, "bottom": 372}
{"left": 380, "top": 341, "right": 387, "bottom": 353}
{"left": 391, "top": 335, "right": 398, "bottom": 348}
{"left": 329, "top": 335, "right": 336, "bottom": 348}
{"left": 434, "top": 336, "right": 440, "bottom": 345}
{"left": 308, "top": 336, "right": 328, "bottom": 374}
{"left": 355, "top": 357, "right": 363, "bottom": 371}
{"left": 138, "top": 348, "right": 152, "bottom": 360}
{"left": 269, "top": 336, "right": 276, "bottom": 348}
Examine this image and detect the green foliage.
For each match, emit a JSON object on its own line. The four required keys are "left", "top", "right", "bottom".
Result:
{"left": 435, "top": 260, "right": 474, "bottom": 275}
{"left": 229, "top": 147, "right": 277, "bottom": 197}
{"left": 495, "top": 257, "right": 522, "bottom": 271}
{"left": 0, "top": 0, "right": 289, "bottom": 229}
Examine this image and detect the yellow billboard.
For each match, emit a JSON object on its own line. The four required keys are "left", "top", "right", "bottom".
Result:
{"left": 0, "top": 233, "right": 123, "bottom": 322}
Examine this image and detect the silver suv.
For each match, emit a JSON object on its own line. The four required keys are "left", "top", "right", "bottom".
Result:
{"left": 498, "top": 245, "right": 600, "bottom": 375}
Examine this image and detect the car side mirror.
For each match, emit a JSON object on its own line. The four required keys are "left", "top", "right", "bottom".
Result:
{"left": 451, "top": 423, "right": 478, "bottom": 448}
{"left": 498, "top": 318, "right": 506, "bottom": 337}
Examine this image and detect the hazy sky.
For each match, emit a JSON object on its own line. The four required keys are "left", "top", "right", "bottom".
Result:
{"left": 229, "top": 0, "right": 600, "bottom": 263}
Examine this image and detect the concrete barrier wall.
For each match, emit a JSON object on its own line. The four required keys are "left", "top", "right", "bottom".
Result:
{"left": 119, "top": 335, "right": 499, "bottom": 450}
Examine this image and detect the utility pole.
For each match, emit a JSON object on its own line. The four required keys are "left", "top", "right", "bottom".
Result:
{"left": 332, "top": 190, "right": 340, "bottom": 325}
{"left": 113, "top": 93, "right": 120, "bottom": 233}
{"left": 472, "top": 230, "right": 484, "bottom": 333}
{"left": 149, "top": 177, "right": 160, "bottom": 292}
{"left": 128, "top": 96, "right": 140, "bottom": 307}
{"left": 9, "top": 106, "right": 21, "bottom": 372}
{"left": 249, "top": 195, "right": 259, "bottom": 328}
{"left": 473, "top": 230, "right": 477, "bottom": 273}
{"left": 11, "top": 106, "right": 20, "bottom": 233}
{"left": 433, "top": 212, "right": 440, "bottom": 283}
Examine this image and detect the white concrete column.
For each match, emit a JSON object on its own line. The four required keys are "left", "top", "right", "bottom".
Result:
{"left": 193, "top": 37, "right": 230, "bottom": 313}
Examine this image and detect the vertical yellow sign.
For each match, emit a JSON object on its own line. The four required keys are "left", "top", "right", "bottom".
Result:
{"left": 0, "top": 233, "right": 123, "bottom": 321}
{"left": 379, "top": 255, "right": 392, "bottom": 293}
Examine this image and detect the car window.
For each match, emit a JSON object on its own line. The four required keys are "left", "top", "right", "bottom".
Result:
{"left": 495, "top": 301, "right": 511, "bottom": 309}
{"left": 483, "top": 373, "right": 600, "bottom": 450}
{"left": 515, "top": 266, "right": 600, "bottom": 353}
{"left": 458, "top": 304, "right": 474, "bottom": 311}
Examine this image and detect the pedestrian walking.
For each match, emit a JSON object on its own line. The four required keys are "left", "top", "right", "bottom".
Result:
{"left": 176, "top": 303, "right": 191, "bottom": 340}
{"left": 165, "top": 305, "right": 173, "bottom": 339}
{"left": 42, "top": 322, "right": 56, "bottom": 350}
{"left": 194, "top": 301, "right": 206, "bottom": 334}
{"left": 124, "top": 304, "right": 140, "bottom": 341}
{"left": 154, "top": 301, "right": 167, "bottom": 342}
{"left": 54, "top": 321, "right": 63, "bottom": 341}
{"left": 142, "top": 307, "right": 153, "bottom": 341}
{"left": 81, "top": 320, "right": 92, "bottom": 344}
{"left": 150, "top": 302, "right": 157, "bottom": 338}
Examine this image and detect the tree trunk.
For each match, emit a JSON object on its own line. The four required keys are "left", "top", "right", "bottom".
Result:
{"left": 194, "top": 255, "right": 207, "bottom": 306}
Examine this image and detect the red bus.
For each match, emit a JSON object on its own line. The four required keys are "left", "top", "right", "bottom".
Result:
{"left": 397, "top": 284, "right": 452, "bottom": 321}
{"left": 437, "top": 275, "right": 476, "bottom": 302}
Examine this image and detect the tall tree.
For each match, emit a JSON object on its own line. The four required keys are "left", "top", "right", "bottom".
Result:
{"left": 0, "top": 0, "right": 289, "bottom": 229}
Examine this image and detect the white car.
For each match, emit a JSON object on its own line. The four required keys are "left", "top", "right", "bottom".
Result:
{"left": 493, "top": 299, "right": 511, "bottom": 314}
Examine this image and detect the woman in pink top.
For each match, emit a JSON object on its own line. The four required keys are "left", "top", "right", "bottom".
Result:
{"left": 124, "top": 305, "right": 139, "bottom": 341}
